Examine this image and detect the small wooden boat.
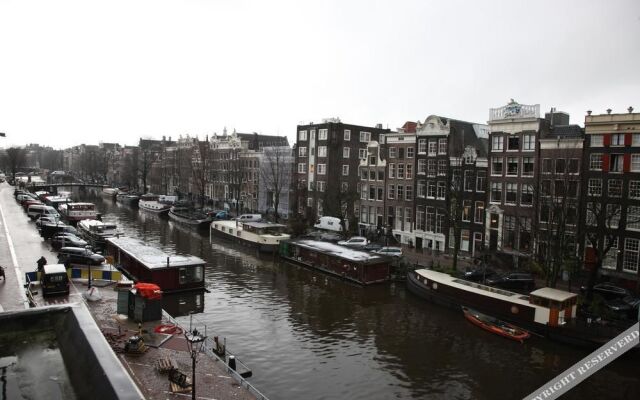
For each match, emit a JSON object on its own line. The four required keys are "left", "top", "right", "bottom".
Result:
{"left": 462, "top": 306, "right": 530, "bottom": 343}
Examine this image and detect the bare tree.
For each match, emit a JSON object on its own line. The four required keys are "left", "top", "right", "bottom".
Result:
{"left": 191, "top": 140, "right": 209, "bottom": 208}
{"left": 5, "top": 147, "right": 26, "bottom": 181}
{"left": 260, "top": 146, "right": 291, "bottom": 222}
{"left": 138, "top": 148, "right": 155, "bottom": 194}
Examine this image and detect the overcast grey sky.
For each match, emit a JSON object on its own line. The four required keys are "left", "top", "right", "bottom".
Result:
{"left": 1, "top": 0, "right": 638, "bottom": 149}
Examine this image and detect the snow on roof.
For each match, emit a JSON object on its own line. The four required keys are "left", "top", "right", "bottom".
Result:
{"left": 292, "top": 239, "right": 387, "bottom": 263}
{"left": 107, "top": 237, "right": 205, "bottom": 269}
{"left": 44, "top": 264, "right": 67, "bottom": 274}
{"left": 530, "top": 287, "right": 577, "bottom": 302}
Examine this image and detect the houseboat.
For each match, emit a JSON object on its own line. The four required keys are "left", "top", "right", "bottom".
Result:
{"left": 116, "top": 192, "right": 140, "bottom": 207}
{"left": 58, "top": 202, "right": 99, "bottom": 223}
{"left": 138, "top": 194, "right": 176, "bottom": 214}
{"left": 168, "top": 204, "right": 212, "bottom": 227}
{"left": 105, "top": 237, "right": 205, "bottom": 293}
{"left": 210, "top": 220, "right": 290, "bottom": 253}
{"left": 280, "top": 239, "right": 391, "bottom": 285}
{"left": 77, "top": 219, "right": 123, "bottom": 249}
{"left": 101, "top": 187, "right": 119, "bottom": 199}
{"left": 407, "top": 269, "right": 630, "bottom": 348}
{"left": 44, "top": 195, "right": 74, "bottom": 210}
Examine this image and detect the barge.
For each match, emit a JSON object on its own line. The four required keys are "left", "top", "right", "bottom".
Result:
{"left": 138, "top": 194, "right": 175, "bottom": 214}
{"left": 210, "top": 220, "right": 290, "bottom": 253}
{"left": 280, "top": 239, "right": 391, "bottom": 285}
{"left": 407, "top": 269, "right": 633, "bottom": 347}
{"left": 105, "top": 237, "right": 205, "bottom": 293}
{"left": 58, "top": 202, "right": 99, "bottom": 223}
{"left": 77, "top": 219, "right": 123, "bottom": 249}
{"left": 169, "top": 205, "right": 212, "bottom": 227}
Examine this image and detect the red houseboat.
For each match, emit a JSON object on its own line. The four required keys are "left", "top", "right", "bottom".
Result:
{"left": 280, "top": 239, "right": 391, "bottom": 285}
{"left": 105, "top": 237, "right": 205, "bottom": 293}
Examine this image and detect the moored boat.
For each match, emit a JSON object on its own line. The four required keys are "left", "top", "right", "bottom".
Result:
{"left": 462, "top": 306, "right": 530, "bottom": 343}
{"left": 105, "top": 237, "right": 205, "bottom": 293}
{"left": 138, "top": 194, "right": 176, "bottom": 214}
{"left": 168, "top": 204, "right": 212, "bottom": 227}
{"left": 210, "top": 220, "right": 290, "bottom": 253}
{"left": 58, "top": 202, "right": 99, "bottom": 223}
{"left": 77, "top": 219, "right": 123, "bottom": 249}
{"left": 116, "top": 192, "right": 140, "bottom": 207}
{"left": 101, "top": 187, "right": 119, "bottom": 199}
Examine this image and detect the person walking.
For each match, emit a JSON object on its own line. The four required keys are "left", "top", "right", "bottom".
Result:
{"left": 36, "top": 256, "right": 47, "bottom": 273}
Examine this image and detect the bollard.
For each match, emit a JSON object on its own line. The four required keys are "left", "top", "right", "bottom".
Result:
{"left": 228, "top": 355, "right": 236, "bottom": 371}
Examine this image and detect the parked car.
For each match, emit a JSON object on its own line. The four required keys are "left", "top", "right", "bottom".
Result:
{"left": 36, "top": 215, "right": 62, "bottom": 228}
{"left": 57, "top": 247, "right": 105, "bottom": 265}
{"left": 236, "top": 214, "right": 262, "bottom": 222}
{"left": 314, "top": 216, "right": 343, "bottom": 232}
{"left": 486, "top": 273, "right": 535, "bottom": 291}
{"left": 462, "top": 267, "right": 497, "bottom": 283}
{"left": 51, "top": 234, "right": 88, "bottom": 248}
{"left": 373, "top": 247, "right": 403, "bottom": 258}
{"left": 604, "top": 296, "right": 640, "bottom": 319}
{"left": 211, "top": 210, "right": 231, "bottom": 220}
{"left": 337, "top": 236, "right": 369, "bottom": 248}
{"left": 41, "top": 264, "right": 70, "bottom": 296}
{"left": 363, "top": 243, "right": 383, "bottom": 252}
{"left": 580, "top": 283, "right": 631, "bottom": 300}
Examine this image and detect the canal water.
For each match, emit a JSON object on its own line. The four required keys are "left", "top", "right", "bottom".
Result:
{"left": 93, "top": 197, "right": 639, "bottom": 400}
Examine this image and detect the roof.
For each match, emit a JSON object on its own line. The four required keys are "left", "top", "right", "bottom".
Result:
{"left": 291, "top": 239, "right": 388, "bottom": 264}
{"left": 44, "top": 264, "right": 67, "bottom": 274}
{"left": 529, "top": 287, "right": 577, "bottom": 302}
{"left": 106, "top": 237, "right": 205, "bottom": 269}
{"left": 243, "top": 222, "right": 287, "bottom": 229}
{"left": 544, "top": 124, "right": 584, "bottom": 138}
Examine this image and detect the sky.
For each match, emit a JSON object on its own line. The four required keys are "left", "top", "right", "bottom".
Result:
{"left": 1, "top": 0, "right": 639, "bottom": 149}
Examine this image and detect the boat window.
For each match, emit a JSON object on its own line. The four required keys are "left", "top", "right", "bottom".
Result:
{"left": 179, "top": 265, "right": 204, "bottom": 285}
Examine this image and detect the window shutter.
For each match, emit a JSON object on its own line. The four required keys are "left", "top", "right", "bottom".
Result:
{"left": 625, "top": 133, "right": 632, "bottom": 146}
{"left": 603, "top": 134, "right": 611, "bottom": 147}
{"left": 602, "top": 154, "right": 609, "bottom": 172}
{"left": 624, "top": 154, "right": 631, "bottom": 172}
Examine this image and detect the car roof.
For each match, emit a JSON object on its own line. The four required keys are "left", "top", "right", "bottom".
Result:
{"left": 43, "top": 264, "right": 67, "bottom": 274}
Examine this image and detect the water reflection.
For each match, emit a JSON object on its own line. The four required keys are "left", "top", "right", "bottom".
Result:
{"left": 162, "top": 291, "right": 205, "bottom": 318}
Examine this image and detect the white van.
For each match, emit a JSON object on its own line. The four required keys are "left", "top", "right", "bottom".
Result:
{"left": 28, "top": 205, "right": 60, "bottom": 221}
{"left": 236, "top": 214, "right": 262, "bottom": 222}
{"left": 314, "top": 216, "right": 342, "bottom": 232}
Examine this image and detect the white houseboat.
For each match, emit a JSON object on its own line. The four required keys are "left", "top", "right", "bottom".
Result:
{"left": 58, "top": 202, "right": 99, "bottom": 223}
{"left": 139, "top": 194, "right": 176, "bottom": 214}
{"left": 77, "top": 219, "right": 123, "bottom": 248}
{"left": 210, "top": 220, "right": 290, "bottom": 253}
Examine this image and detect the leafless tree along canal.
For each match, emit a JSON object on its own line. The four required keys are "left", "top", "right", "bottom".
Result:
{"left": 94, "top": 197, "right": 639, "bottom": 400}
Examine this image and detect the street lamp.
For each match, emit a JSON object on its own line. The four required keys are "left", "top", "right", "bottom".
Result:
{"left": 184, "top": 323, "right": 207, "bottom": 400}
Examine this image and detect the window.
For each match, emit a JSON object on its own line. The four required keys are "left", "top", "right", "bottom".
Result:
{"left": 630, "top": 181, "right": 640, "bottom": 199}
{"left": 405, "top": 208, "right": 412, "bottom": 226}
{"left": 567, "top": 207, "right": 578, "bottom": 225}
{"left": 179, "top": 266, "right": 203, "bottom": 285}
{"left": 589, "top": 154, "right": 602, "bottom": 170}
{"left": 492, "top": 157, "right": 503, "bottom": 175}
{"left": 369, "top": 156, "right": 376, "bottom": 166}
{"left": 607, "top": 204, "right": 621, "bottom": 228}
{"left": 435, "top": 210, "right": 444, "bottom": 234}
{"left": 437, "top": 159, "right": 447, "bottom": 176}
{"left": 417, "top": 181, "right": 426, "bottom": 198}
{"left": 406, "top": 164, "right": 413, "bottom": 179}
{"left": 436, "top": 181, "right": 445, "bottom": 199}
{"left": 369, "top": 186, "right": 376, "bottom": 200}
{"left": 519, "top": 217, "right": 532, "bottom": 251}
{"left": 626, "top": 206, "right": 640, "bottom": 230}
{"left": 462, "top": 200, "right": 472, "bottom": 222}
{"left": 307, "top": 197, "right": 313, "bottom": 207}
{"left": 523, "top": 134, "right": 535, "bottom": 151}
{"left": 389, "top": 147, "right": 398, "bottom": 158}
{"left": 426, "top": 207, "right": 435, "bottom": 231}
{"left": 397, "top": 185, "right": 404, "bottom": 200}
{"left": 399, "top": 148, "right": 405, "bottom": 159}
{"left": 369, "top": 170, "right": 376, "bottom": 181}
{"left": 474, "top": 201, "right": 484, "bottom": 223}
{"left": 438, "top": 139, "right": 448, "bottom": 154}
{"left": 503, "top": 216, "right": 516, "bottom": 250}
{"left": 427, "top": 181, "right": 436, "bottom": 198}
{"left": 360, "top": 131, "right": 371, "bottom": 142}
{"left": 342, "top": 182, "right": 349, "bottom": 193}
{"left": 542, "top": 159, "right": 553, "bottom": 174}
{"left": 521, "top": 184, "right": 533, "bottom": 205}
{"left": 317, "top": 164, "right": 326, "bottom": 175}
{"left": 297, "top": 163, "right": 306, "bottom": 173}
{"left": 416, "top": 209, "right": 425, "bottom": 230}
{"left": 342, "top": 165, "right": 349, "bottom": 176}
{"left": 610, "top": 154, "right": 623, "bottom": 172}
{"left": 418, "top": 159, "right": 426, "bottom": 174}
{"left": 317, "top": 181, "right": 326, "bottom": 192}
{"left": 360, "top": 206, "right": 368, "bottom": 223}
{"left": 555, "top": 159, "right": 566, "bottom": 174}
{"left": 397, "top": 164, "right": 405, "bottom": 179}
{"left": 378, "top": 170, "right": 384, "bottom": 181}
{"left": 343, "top": 147, "right": 350, "bottom": 158}
{"left": 299, "top": 147, "right": 307, "bottom": 157}
{"left": 405, "top": 185, "right": 413, "bottom": 201}
{"left": 632, "top": 154, "right": 640, "bottom": 172}
{"left": 310, "top": 129, "right": 316, "bottom": 140}
{"left": 586, "top": 203, "right": 597, "bottom": 226}
{"left": 508, "top": 136, "right": 520, "bottom": 151}
{"left": 344, "top": 129, "right": 351, "bottom": 141}
{"left": 541, "top": 180, "right": 551, "bottom": 196}
{"left": 567, "top": 181, "right": 578, "bottom": 198}
{"left": 491, "top": 182, "right": 502, "bottom": 202}
{"left": 418, "top": 139, "right": 427, "bottom": 154}
{"left": 590, "top": 134, "right": 603, "bottom": 147}
{"left": 623, "top": 238, "right": 640, "bottom": 272}
{"left": 389, "top": 163, "right": 395, "bottom": 178}
{"left": 298, "top": 130, "right": 307, "bottom": 141}
{"left": 555, "top": 180, "right": 565, "bottom": 197}
{"left": 388, "top": 184, "right": 395, "bottom": 199}
{"left": 506, "top": 183, "right": 517, "bottom": 204}
{"left": 360, "top": 169, "right": 367, "bottom": 180}
{"left": 318, "top": 129, "right": 328, "bottom": 140}
{"left": 507, "top": 157, "right": 519, "bottom": 176}
{"left": 611, "top": 133, "right": 624, "bottom": 146}
{"left": 608, "top": 179, "right": 623, "bottom": 197}
{"left": 428, "top": 141, "right": 437, "bottom": 156}
{"left": 476, "top": 171, "right": 486, "bottom": 192}
{"left": 464, "top": 170, "right": 473, "bottom": 191}
{"left": 427, "top": 160, "right": 436, "bottom": 177}
{"left": 407, "top": 147, "right": 414, "bottom": 158}
{"left": 568, "top": 159, "right": 579, "bottom": 174}
{"left": 359, "top": 149, "right": 367, "bottom": 159}
{"left": 318, "top": 146, "right": 327, "bottom": 157}
{"left": 633, "top": 134, "right": 640, "bottom": 146}
{"left": 522, "top": 157, "right": 534, "bottom": 176}
{"left": 540, "top": 204, "right": 550, "bottom": 223}
{"left": 492, "top": 135, "right": 503, "bottom": 151}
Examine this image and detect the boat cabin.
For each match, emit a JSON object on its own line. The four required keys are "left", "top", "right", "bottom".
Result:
{"left": 105, "top": 237, "right": 205, "bottom": 293}
{"left": 528, "top": 288, "right": 578, "bottom": 327}
{"left": 241, "top": 222, "right": 287, "bottom": 236}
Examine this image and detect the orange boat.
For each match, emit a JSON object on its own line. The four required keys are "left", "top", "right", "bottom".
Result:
{"left": 462, "top": 306, "right": 530, "bottom": 343}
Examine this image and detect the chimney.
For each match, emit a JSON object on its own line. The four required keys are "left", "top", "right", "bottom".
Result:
{"left": 607, "top": 108, "right": 612, "bottom": 114}
{"left": 587, "top": 110, "right": 592, "bottom": 116}
{"left": 629, "top": 106, "right": 634, "bottom": 114}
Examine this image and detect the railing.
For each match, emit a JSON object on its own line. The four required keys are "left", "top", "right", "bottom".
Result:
{"left": 162, "top": 310, "right": 271, "bottom": 400}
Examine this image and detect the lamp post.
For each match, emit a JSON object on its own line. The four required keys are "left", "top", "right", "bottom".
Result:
{"left": 185, "top": 321, "right": 207, "bottom": 400}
